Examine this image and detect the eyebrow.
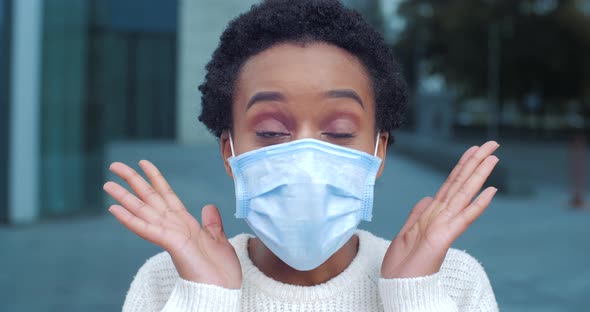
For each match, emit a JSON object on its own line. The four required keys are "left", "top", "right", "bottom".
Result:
{"left": 245, "top": 89, "right": 364, "bottom": 110}
{"left": 325, "top": 89, "right": 364, "bottom": 109}
{"left": 246, "top": 91, "right": 286, "bottom": 110}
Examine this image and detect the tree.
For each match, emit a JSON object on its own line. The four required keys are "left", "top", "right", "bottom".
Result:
{"left": 393, "top": 0, "right": 590, "bottom": 115}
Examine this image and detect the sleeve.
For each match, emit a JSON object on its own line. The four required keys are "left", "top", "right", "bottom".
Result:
{"left": 160, "top": 279, "right": 241, "bottom": 312}
{"left": 378, "top": 250, "right": 499, "bottom": 312}
{"left": 121, "top": 253, "right": 241, "bottom": 312}
{"left": 378, "top": 273, "right": 459, "bottom": 312}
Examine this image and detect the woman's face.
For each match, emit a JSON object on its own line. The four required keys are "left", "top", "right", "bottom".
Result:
{"left": 221, "top": 42, "right": 388, "bottom": 176}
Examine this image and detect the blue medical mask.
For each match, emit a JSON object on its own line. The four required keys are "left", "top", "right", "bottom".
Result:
{"left": 228, "top": 134, "right": 382, "bottom": 271}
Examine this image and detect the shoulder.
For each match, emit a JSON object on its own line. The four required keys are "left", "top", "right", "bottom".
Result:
{"left": 354, "top": 230, "right": 393, "bottom": 281}
{"left": 357, "top": 229, "right": 493, "bottom": 283}
{"left": 441, "top": 248, "right": 489, "bottom": 278}
{"left": 130, "top": 232, "right": 253, "bottom": 281}
{"left": 134, "top": 251, "right": 179, "bottom": 284}
{"left": 439, "top": 249, "right": 498, "bottom": 310}
{"left": 440, "top": 248, "right": 493, "bottom": 289}
{"left": 122, "top": 234, "right": 252, "bottom": 311}
{"left": 228, "top": 232, "right": 253, "bottom": 251}
{"left": 356, "top": 229, "right": 390, "bottom": 267}
{"left": 123, "top": 251, "right": 179, "bottom": 311}
{"left": 129, "top": 232, "right": 252, "bottom": 290}
{"left": 359, "top": 230, "right": 497, "bottom": 310}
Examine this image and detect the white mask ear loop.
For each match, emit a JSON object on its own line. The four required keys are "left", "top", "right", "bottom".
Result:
{"left": 228, "top": 131, "right": 236, "bottom": 157}
{"left": 374, "top": 132, "right": 380, "bottom": 157}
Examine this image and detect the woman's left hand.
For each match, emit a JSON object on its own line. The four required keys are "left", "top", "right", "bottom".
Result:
{"left": 381, "top": 141, "right": 500, "bottom": 279}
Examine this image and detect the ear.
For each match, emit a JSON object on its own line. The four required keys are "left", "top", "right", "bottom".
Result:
{"left": 220, "top": 130, "right": 234, "bottom": 178}
{"left": 376, "top": 132, "right": 389, "bottom": 179}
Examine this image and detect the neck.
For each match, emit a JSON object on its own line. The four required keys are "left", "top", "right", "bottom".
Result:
{"left": 247, "top": 235, "right": 359, "bottom": 286}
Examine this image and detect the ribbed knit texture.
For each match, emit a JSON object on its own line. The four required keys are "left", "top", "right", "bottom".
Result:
{"left": 122, "top": 230, "right": 498, "bottom": 312}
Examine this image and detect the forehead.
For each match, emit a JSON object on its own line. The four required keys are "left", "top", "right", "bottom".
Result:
{"left": 234, "top": 42, "right": 374, "bottom": 101}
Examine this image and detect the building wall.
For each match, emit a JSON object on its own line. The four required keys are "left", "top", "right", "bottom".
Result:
{"left": 8, "top": 0, "right": 43, "bottom": 224}
{"left": 0, "top": 0, "right": 10, "bottom": 223}
{"left": 176, "top": 0, "right": 259, "bottom": 144}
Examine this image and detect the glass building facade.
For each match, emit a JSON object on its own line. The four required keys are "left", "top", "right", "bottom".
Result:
{"left": 39, "top": 0, "right": 177, "bottom": 218}
{"left": 1, "top": 0, "right": 177, "bottom": 223}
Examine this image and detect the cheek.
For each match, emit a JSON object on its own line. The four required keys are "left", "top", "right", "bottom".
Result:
{"left": 231, "top": 133, "right": 257, "bottom": 156}
{"left": 360, "top": 133, "right": 380, "bottom": 155}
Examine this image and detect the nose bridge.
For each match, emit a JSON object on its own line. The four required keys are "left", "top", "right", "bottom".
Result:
{"left": 292, "top": 121, "right": 320, "bottom": 141}
{"left": 288, "top": 92, "right": 325, "bottom": 141}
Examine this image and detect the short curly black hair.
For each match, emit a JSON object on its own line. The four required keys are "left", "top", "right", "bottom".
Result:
{"left": 198, "top": 0, "right": 407, "bottom": 142}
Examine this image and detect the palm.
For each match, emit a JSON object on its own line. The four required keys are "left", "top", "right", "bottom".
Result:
{"left": 382, "top": 141, "right": 500, "bottom": 279}
{"left": 103, "top": 160, "right": 242, "bottom": 289}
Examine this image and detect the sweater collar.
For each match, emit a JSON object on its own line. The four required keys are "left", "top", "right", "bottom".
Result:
{"left": 230, "top": 230, "right": 382, "bottom": 301}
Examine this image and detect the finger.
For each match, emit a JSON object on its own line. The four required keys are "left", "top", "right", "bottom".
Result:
{"left": 449, "top": 186, "right": 498, "bottom": 234}
{"left": 109, "top": 162, "right": 168, "bottom": 214}
{"left": 201, "top": 204, "right": 226, "bottom": 241}
{"left": 441, "top": 141, "right": 499, "bottom": 205}
{"left": 108, "top": 204, "right": 166, "bottom": 247}
{"left": 434, "top": 146, "right": 479, "bottom": 201}
{"left": 428, "top": 146, "right": 478, "bottom": 223}
{"left": 444, "top": 155, "right": 499, "bottom": 217}
{"left": 139, "top": 160, "right": 188, "bottom": 212}
{"left": 103, "top": 181, "right": 162, "bottom": 224}
{"left": 399, "top": 197, "right": 433, "bottom": 235}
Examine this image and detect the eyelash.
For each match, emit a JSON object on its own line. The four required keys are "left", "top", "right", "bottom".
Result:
{"left": 255, "top": 131, "right": 290, "bottom": 138}
{"left": 255, "top": 132, "right": 355, "bottom": 139}
{"left": 323, "top": 132, "right": 355, "bottom": 139}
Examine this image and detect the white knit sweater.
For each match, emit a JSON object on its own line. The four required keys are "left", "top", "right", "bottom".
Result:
{"left": 122, "top": 230, "right": 498, "bottom": 312}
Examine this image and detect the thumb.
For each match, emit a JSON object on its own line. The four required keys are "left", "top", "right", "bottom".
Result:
{"left": 201, "top": 204, "right": 226, "bottom": 241}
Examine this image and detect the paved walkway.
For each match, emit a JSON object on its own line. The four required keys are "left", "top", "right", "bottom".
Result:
{"left": 0, "top": 141, "right": 588, "bottom": 311}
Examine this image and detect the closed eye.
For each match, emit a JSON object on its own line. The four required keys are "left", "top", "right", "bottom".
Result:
{"left": 322, "top": 132, "right": 355, "bottom": 139}
{"left": 255, "top": 131, "right": 290, "bottom": 138}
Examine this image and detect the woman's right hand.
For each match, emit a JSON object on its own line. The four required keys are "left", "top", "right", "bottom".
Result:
{"left": 103, "top": 160, "right": 242, "bottom": 289}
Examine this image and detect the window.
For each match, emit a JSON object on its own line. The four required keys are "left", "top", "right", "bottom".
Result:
{"left": 39, "top": 0, "right": 178, "bottom": 217}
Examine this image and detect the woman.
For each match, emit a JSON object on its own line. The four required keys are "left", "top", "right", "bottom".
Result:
{"left": 103, "top": 0, "right": 500, "bottom": 311}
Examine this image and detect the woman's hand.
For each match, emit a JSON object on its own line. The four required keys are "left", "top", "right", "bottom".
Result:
{"left": 381, "top": 141, "right": 500, "bottom": 279}
{"left": 103, "top": 160, "right": 242, "bottom": 289}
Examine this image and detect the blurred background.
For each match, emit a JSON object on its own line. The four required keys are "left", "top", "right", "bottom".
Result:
{"left": 0, "top": 0, "right": 589, "bottom": 311}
